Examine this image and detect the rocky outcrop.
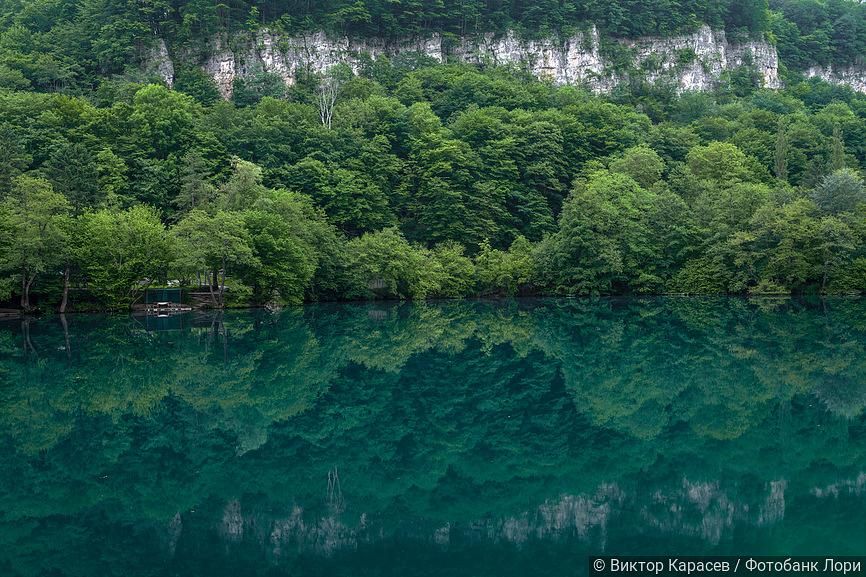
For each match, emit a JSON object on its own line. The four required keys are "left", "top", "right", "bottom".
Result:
{"left": 150, "top": 25, "right": 782, "bottom": 99}
{"left": 622, "top": 26, "right": 779, "bottom": 93}
{"left": 200, "top": 31, "right": 444, "bottom": 99}
{"left": 806, "top": 65, "right": 866, "bottom": 94}
{"left": 451, "top": 25, "right": 779, "bottom": 94}
{"left": 641, "top": 478, "right": 788, "bottom": 546}
{"left": 143, "top": 38, "right": 175, "bottom": 88}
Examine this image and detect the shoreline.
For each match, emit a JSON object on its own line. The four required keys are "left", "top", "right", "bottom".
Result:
{"left": 2, "top": 293, "right": 860, "bottom": 319}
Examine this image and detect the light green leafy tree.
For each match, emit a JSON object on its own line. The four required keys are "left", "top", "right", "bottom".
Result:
{"left": 810, "top": 169, "right": 866, "bottom": 215}
{"left": 173, "top": 209, "right": 257, "bottom": 307}
{"left": 344, "top": 227, "right": 436, "bottom": 300}
{"left": 609, "top": 145, "right": 666, "bottom": 189}
{"left": 241, "top": 210, "right": 317, "bottom": 304}
{"left": 0, "top": 175, "right": 70, "bottom": 310}
{"left": 536, "top": 171, "right": 655, "bottom": 295}
{"left": 78, "top": 206, "right": 174, "bottom": 310}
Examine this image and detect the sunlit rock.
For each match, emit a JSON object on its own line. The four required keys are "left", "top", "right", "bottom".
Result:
{"left": 156, "top": 26, "right": 785, "bottom": 99}
{"left": 806, "top": 65, "right": 866, "bottom": 94}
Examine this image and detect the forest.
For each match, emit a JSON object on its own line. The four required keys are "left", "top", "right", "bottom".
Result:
{"left": 1, "top": 0, "right": 866, "bottom": 310}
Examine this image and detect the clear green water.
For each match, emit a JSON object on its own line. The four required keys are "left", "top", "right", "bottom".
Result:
{"left": 1, "top": 298, "right": 866, "bottom": 576}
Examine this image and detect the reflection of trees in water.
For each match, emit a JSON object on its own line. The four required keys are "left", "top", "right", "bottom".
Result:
{"left": 814, "top": 374, "right": 866, "bottom": 418}
{"left": 1, "top": 298, "right": 866, "bottom": 573}
{"left": 3, "top": 298, "right": 866, "bottom": 450}
{"left": 327, "top": 467, "right": 345, "bottom": 514}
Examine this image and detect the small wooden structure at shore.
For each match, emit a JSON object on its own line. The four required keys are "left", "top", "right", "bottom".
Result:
{"left": 142, "top": 301, "right": 192, "bottom": 315}
{"left": 138, "top": 288, "right": 192, "bottom": 315}
{"left": 0, "top": 308, "right": 21, "bottom": 320}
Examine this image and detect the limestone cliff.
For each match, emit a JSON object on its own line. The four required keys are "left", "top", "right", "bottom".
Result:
{"left": 806, "top": 65, "right": 866, "bottom": 94}
{"left": 143, "top": 38, "right": 175, "bottom": 88}
{"left": 148, "top": 26, "right": 786, "bottom": 99}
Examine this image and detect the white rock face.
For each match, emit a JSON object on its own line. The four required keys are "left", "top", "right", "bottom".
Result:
{"left": 806, "top": 65, "right": 866, "bottom": 94}
{"left": 156, "top": 25, "right": 782, "bottom": 99}
{"left": 199, "top": 31, "right": 446, "bottom": 98}
{"left": 146, "top": 26, "right": 866, "bottom": 98}
{"left": 812, "top": 472, "right": 866, "bottom": 498}
{"left": 622, "top": 26, "right": 781, "bottom": 92}
{"left": 144, "top": 38, "right": 175, "bottom": 87}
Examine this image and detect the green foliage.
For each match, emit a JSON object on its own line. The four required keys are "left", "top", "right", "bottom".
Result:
{"left": 727, "top": 64, "right": 762, "bottom": 97}
{"left": 77, "top": 205, "right": 173, "bottom": 309}
{"left": 174, "top": 150, "right": 216, "bottom": 211}
{"left": 343, "top": 227, "right": 436, "bottom": 300}
{"left": 95, "top": 148, "right": 128, "bottom": 207}
{"left": 670, "top": 255, "right": 733, "bottom": 294}
{"left": 172, "top": 209, "right": 256, "bottom": 306}
{"left": 810, "top": 168, "right": 866, "bottom": 215}
{"left": 174, "top": 65, "right": 222, "bottom": 105}
{"left": 252, "top": 189, "right": 346, "bottom": 302}
{"left": 0, "top": 63, "right": 30, "bottom": 90}
{"left": 474, "top": 236, "right": 534, "bottom": 296}
{"left": 536, "top": 171, "right": 657, "bottom": 295}
{"left": 609, "top": 145, "right": 665, "bottom": 188}
{"left": 431, "top": 241, "right": 475, "bottom": 298}
{"left": 232, "top": 72, "right": 286, "bottom": 107}
{"left": 686, "top": 142, "right": 758, "bottom": 185}
{"left": 0, "top": 175, "right": 70, "bottom": 309}
{"left": 1, "top": 30, "right": 866, "bottom": 307}
{"left": 128, "top": 85, "right": 201, "bottom": 160}
{"left": 770, "top": 0, "right": 866, "bottom": 70}
{"left": 241, "top": 209, "right": 316, "bottom": 304}
{"left": 44, "top": 143, "right": 101, "bottom": 213}
{"left": 217, "top": 156, "right": 266, "bottom": 211}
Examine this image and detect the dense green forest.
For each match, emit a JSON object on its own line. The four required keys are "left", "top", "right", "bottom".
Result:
{"left": 770, "top": 0, "right": 866, "bottom": 69}
{"left": 1, "top": 0, "right": 866, "bottom": 310}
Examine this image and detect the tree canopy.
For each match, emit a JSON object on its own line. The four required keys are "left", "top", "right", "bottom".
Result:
{"left": 1, "top": 10, "right": 866, "bottom": 308}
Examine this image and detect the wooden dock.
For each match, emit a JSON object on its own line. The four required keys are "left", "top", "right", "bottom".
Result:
{"left": 140, "top": 302, "right": 193, "bottom": 315}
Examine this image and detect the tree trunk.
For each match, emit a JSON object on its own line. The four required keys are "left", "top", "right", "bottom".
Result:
{"left": 215, "top": 267, "right": 222, "bottom": 308}
{"left": 21, "top": 318, "right": 36, "bottom": 356}
{"left": 220, "top": 249, "right": 227, "bottom": 308}
{"left": 208, "top": 276, "right": 218, "bottom": 307}
{"left": 59, "top": 313, "right": 71, "bottom": 361}
{"left": 20, "top": 274, "right": 27, "bottom": 310}
{"left": 21, "top": 273, "right": 35, "bottom": 311}
{"left": 221, "top": 312, "right": 228, "bottom": 364}
{"left": 59, "top": 266, "right": 70, "bottom": 313}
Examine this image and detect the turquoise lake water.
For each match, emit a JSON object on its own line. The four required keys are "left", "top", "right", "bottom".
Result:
{"left": 1, "top": 298, "right": 865, "bottom": 575}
